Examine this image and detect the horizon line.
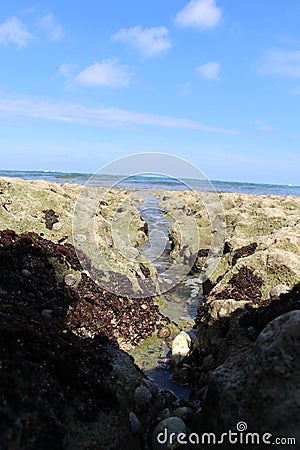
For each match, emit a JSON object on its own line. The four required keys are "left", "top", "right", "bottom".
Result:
{"left": 0, "top": 169, "right": 298, "bottom": 188}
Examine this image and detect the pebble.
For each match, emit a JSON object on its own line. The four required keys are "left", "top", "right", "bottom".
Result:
{"left": 157, "top": 326, "right": 171, "bottom": 339}
{"left": 64, "top": 274, "right": 77, "bottom": 286}
{"left": 190, "top": 289, "right": 199, "bottom": 298}
{"left": 21, "top": 269, "right": 31, "bottom": 278}
{"left": 53, "top": 221, "right": 62, "bottom": 231}
{"left": 269, "top": 284, "right": 290, "bottom": 299}
{"left": 129, "top": 411, "right": 141, "bottom": 435}
{"left": 173, "top": 406, "right": 193, "bottom": 422}
{"left": 134, "top": 384, "right": 153, "bottom": 412}
{"left": 157, "top": 358, "right": 170, "bottom": 369}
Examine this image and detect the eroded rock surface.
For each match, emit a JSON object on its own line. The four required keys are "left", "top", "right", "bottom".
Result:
{"left": 193, "top": 310, "right": 300, "bottom": 444}
{"left": 0, "top": 229, "right": 167, "bottom": 449}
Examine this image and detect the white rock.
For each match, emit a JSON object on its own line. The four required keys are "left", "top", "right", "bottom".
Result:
{"left": 53, "top": 221, "right": 62, "bottom": 231}
{"left": 269, "top": 284, "right": 290, "bottom": 299}
{"left": 64, "top": 274, "right": 77, "bottom": 286}
{"left": 171, "top": 331, "right": 191, "bottom": 366}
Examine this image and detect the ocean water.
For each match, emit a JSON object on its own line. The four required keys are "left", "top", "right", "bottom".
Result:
{"left": 0, "top": 170, "right": 299, "bottom": 197}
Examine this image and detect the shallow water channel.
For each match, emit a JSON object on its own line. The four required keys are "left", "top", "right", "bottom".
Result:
{"left": 129, "top": 193, "right": 203, "bottom": 399}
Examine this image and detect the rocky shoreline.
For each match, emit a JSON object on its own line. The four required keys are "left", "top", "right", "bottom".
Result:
{"left": 0, "top": 177, "right": 299, "bottom": 449}
{"left": 156, "top": 188, "right": 300, "bottom": 447}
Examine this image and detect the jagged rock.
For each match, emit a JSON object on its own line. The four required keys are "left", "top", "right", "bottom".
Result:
{"left": 194, "top": 311, "right": 300, "bottom": 442}
{"left": 0, "top": 228, "right": 167, "bottom": 449}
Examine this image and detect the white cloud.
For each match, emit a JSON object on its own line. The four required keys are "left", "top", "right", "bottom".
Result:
{"left": 254, "top": 120, "right": 274, "bottom": 131}
{"left": 58, "top": 64, "right": 75, "bottom": 78}
{"left": 0, "top": 17, "right": 33, "bottom": 47}
{"left": 175, "top": 0, "right": 222, "bottom": 30}
{"left": 0, "top": 93, "right": 239, "bottom": 134}
{"left": 197, "top": 61, "right": 221, "bottom": 80}
{"left": 259, "top": 49, "right": 300, "bottom": 78}
{"left": 111, "top": 25, "right": 171, "bottom": 58}
{"left": 39, "top": 13, "right": 64, "bottom": 42}
{"left": 75, "top": 59, "right": 132, "bottom": 87}
{"left": 57, "top": 64, "right": 76, "bottom": 88}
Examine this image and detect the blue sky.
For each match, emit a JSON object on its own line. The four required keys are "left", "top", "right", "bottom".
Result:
{"left": 0, "top": 0, "right": 300, "bottom": 184}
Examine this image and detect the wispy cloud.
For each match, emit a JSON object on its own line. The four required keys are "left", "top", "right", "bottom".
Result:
{"left": 58, "top": 64, "right": 75, "bottom": 78}
{"left": 0, "top": 93, "right": 239, "bottom": 134}
{"left": 0, "top": 17, "right": 33, "bottom": 47}
{"left": 197, "top": 61, "right": 221, "bottom": 80}
{"left": 23, "top": 4, "right": 39, "bottom": 14}
{"left": 180, "top": 81, "right": 192, "bottom": 94}
{"left": 38, "top": 12, "right": 64, "bottom": 42}
{"left": 111, "top": 25, "right": 171, "bottom": 58}
{"left": 57, "top": 64, "right": 76, "bottom": 88}
{"left": 75, "top": 59, "right": 132, "bottom": 87}
{"left": 259, "top": 49, "right": 300, "bottom": 78}
{"left": 175, "top": 0, "right": 222, "bottom": 30}
{"left": 254, "top": 120, "right": 274, "bottom": 131}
